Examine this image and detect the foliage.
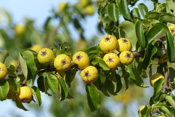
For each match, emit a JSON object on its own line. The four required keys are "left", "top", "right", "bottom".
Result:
{"left": 1, "top": 0, "right": 175, "bottom": 116}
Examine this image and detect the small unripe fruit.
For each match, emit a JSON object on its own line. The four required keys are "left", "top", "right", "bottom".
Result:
{"left": 84, "top": 5, "right": 94, "bottom": 15}
{"left": 14, "top": 24, "right": 26, "bottom": 35}
{"left": 58, "top": 2, "right": 67, "bottom": 12}
{"left": 150, "top": 73, "right": 165, "bottom": 87}
{"left": 37, "top": 48, "right": 55, "bottom": 65}
{"left": 30, "top": 44, "right": 42, "bottom": 53}
{"left": 168, "top": 24, "right": 175, "bottom": 36}
{"left": 54, "top": 54, "right": 72, "bottom": 71}
{"left": 72, "top": 51, "right": 90, "bottom": 69}
{"left": 138, "top": 105, "right": 146, "bottom": 117}
{"left": 17, "top": 86, "right": 33, "bottom": 103}
{"left": 0, "top": 62, "right": 7, "bottom": 80}
{"left": 119, "top": 51, "right": 134, "bottom": 65}
{"left": 80, "top": 66, "right": 98, "bottom": 83}
{"left": 99, "top": 35, "right": 118, "bottom": 53}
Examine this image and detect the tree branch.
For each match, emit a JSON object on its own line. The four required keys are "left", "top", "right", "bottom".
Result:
{"left": 162, "top": 62, "right": 169, "bottom": 93}
{"left": 132, "top": 50, "right": 145, "bottom": 58}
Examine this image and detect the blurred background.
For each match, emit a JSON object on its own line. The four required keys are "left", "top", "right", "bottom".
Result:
{"left": 0, "top": 0, "right": 155, "bottom": 117}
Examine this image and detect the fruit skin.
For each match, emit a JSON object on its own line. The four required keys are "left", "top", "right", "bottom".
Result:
{"left": 84, "top": 5, "right": 94, "bottom": 15}
{"left": 150, "top": 73, "right": 165, "bottom": 87}
{"left": 72, "top": 51, "right": 90, "bottom": 69}
{"left": 37, "top": 48, "right": 55, "bottom": 65}
{"left": 58, "top": 1, "right": 67, "bottom": 12}
{"left": 7, "top": 86, "right": 16, "bottom": 99}
{"left": 14, "top": 24, "right": 26, "bottom": 35}
{"left": 99, "top": 35, "right": 118, "bottom": 53}
{"left": 168, "top": 24, "right": 175, "bottom": 36}
{"left": 30, "top": 44, "right": 42, "bottom": 53}
{"left": 119, "top": 51, "right": 134, "bottom": 65}
{"left": 0, "top": 62, "right": 7, "bottom": 80}
{"left": 80, "top": 66, "right": 98, "bottom": 83}
{"left": 17, "top": 86, "right": 33, "bottom": 103}
{"left": 78, "top": 0, "right": 90, "bottom": 8}
{"left": 76, "top": 39, "right": 88, "bottom": 51}
{"left": 103, "top": 53, "right": 120, "bottom": 70}
{"left": 117, "top": 38, "right": 132, "bottom": 52}
{"left": 54, "top": 54, "right": 72, "bottom": 71}
{"left": 138, "top": 105, "right": 146, "bottom": 117}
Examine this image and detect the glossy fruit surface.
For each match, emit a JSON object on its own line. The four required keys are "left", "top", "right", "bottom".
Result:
{"left": 54, "top": 54, "right": 72, "bottom": 71}
{"left": 117, "top": 38, "right": 132, "bottom": 52}
{"left": 168, "top": 24, "right": 175, "bottom": 36}
{"left": 73, "top": 51, "right": 90, "bottom": 69}
{"left": 80, "top": 66, "right": 98, "bottom": 83}
{"left": 17, "top": 86, "right": 32, "bottom": 103}
{"left": 30, "top": 44, "right": 42, "bottom": 53}
{"left": 119, "top": 51, "right": 134, "bottom": 65}
{"left": 0, "top": 62, "right": 7, "bottom": 80}
{"left": 99, "top": 35, "right": 118, "bottom": 53}
{"left": 103, "top": 53, "right": 120, "bottom": 70}
{"left": 37, "top": 48, "right": 55, "bottom": 65}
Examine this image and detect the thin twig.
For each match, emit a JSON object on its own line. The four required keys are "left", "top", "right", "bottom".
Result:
{"left": 162, "top": 62, "right": 168, "bottom": 93}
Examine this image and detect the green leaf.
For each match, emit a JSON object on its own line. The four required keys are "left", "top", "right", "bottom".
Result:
{"left": 140, "top": 42, "right": 158, "bottom": 70}
{"left": 7, "top": 65, "right": 17, "bottom": 77}
{"left": 31, "top": 86, "right": 42, "bottom": 106}
{"left": 91, "top": 56, "right": 109, "bottom": 70}
{"left": 159, "top": 105, "right": 174, "bottom": 117}
{"left": 146, "top": 23, "right": 168, "bottom": 43}
{"left": 15, "top": 100, "right": 28, "bottom": 111}
{"left": 21, "top": 50, "right": 37, "bottom": 77}
{"left": 56, "top": 49, "right": 70, "bottom": 56}
{"left": 99, "top": 69, "right": 106, "bottom": 84}
{"left": 151, "top": 0, "right": 158, "bottom": 2}
{"left": 19, "top": 53, "right": 28, "bottom": 79}
{"left": 107, "top": 4, "right": 119, "bottom": 22}
{"left": 0, "top": 50, "right": 9, "bottom": 63}
{"left": 164, "top": 95, "right": 175, "bottom": 109}
{"left": 152, "top": 78, "right": 165, "bottom": 100}
{"left": 7, "top": 79, "right": 19, "bottom": 93}
{"left": 86, "top": 84, "right": 100, "bottom": 112}
{"left": 160, "top": 13, "right": 175, "bottom": 23}
{"left": 146, "top": 12, "right": 161, "bottom": 19}
{"left": 166, "top": 32, "right": 175, "bottom": 62}
{"left": 0, "top": 80, "right": 9, "bottom": 100}
{"left": 116, "top": 0, "right": 132, "bottom": 20}
{"left": 166, "top": 1, "right": 175, "bottom": 15}
{"left": 140, "top": 106, "right": 150, "bottom": 117}
{"left": 44, "top": 17, "right": 52, "bottom": 29}
{"left": 127, "top": 64, "right": 148, "bottom": 87}
{"left": 138, "top": 3, "right": 148, "bottom": 18}
{"left": 65, "top": 68, "right": 77, "bottom": 87}
{"left": 131, "top": 8, "right": 141, "bottom": 19}
{"left": 119, "top": 21, "right": 137, "bottom": 51}
{"left": 46, "top": 73, "right": 58, "bottom": 94}
{"left": 135, "top": 21, "right": 146, "bottom": 49}
{"left": 37, "top": 76, "right": 45, "bottom": 92}
{"left": 58, "top": 78, "right": 68, "bottom": 101}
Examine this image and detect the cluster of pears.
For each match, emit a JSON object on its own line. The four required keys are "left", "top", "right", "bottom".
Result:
{"left": 0, "top": 62, "right": 33, "bottom": 103}
{"left": 99, "top": 35, "right": 134, "bottom": 70}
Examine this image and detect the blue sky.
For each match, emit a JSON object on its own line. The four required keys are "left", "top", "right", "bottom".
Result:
{"left": 0, "top": 0, "right": 100, "bottom": 40}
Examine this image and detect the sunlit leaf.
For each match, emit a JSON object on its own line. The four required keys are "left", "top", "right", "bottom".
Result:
{"left": 0, "top": 79, "right": 9, "bottom": 100}
{"left": 86, "top": 84, "right": 100, "bottom": 112}
{"left": 31, "top": 86, "right": 42, "bottom": 106}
